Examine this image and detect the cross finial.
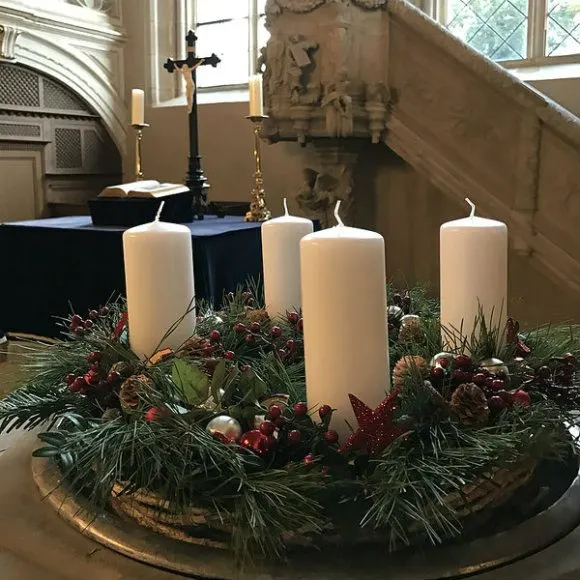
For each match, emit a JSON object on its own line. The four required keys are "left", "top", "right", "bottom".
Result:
{"left": 186, "top": 30, "right": 197, "bottom": 51}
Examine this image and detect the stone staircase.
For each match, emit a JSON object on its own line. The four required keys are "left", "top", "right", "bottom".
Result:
{"left": 262, "top": 0, "right": 580, "bottom": 294}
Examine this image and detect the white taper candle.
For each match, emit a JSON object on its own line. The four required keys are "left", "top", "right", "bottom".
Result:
{"left": 262, "top": 199, "right": 313, "bottom": 319}
{"left": 123, "top": 203, "right": 196, "bottom": 360}
{"left": 131, "top": 89, "right": 145, "bottom": 125}
{"left": 301, "top": 202, "right": 390, "bottom": 439}
{"left": 248, "top": 75, "right": 264, "bottom": 117}
{"left": 440, "top": 198, "right": 508, "bottom": 348}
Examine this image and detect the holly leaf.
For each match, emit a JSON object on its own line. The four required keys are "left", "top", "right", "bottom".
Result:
{"left": 171, "top": 359, "right": 209, "bottom": 405}
{"left": 238, "top": 369, "right": 267, "bottom": 402}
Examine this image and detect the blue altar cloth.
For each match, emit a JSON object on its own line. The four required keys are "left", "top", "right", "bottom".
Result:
{"left": 0, "top": 216, "right": 263, "bottom": 337}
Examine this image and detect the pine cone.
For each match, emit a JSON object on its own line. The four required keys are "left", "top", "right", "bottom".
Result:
{"left": 398, "top": 315, "right": 422, "bottom": 343}
{"left": 392, "top": 355, "right": 429, "bottom": 388}
{"left": 244, "top": 308, "right": 270, "bottom": 324}
{"left": 119, "top": 374, "right": 152, "bottom": 410}
{"left": 180, "top": 336, "right": 209, "bottom": 357}
{"left": 451, "top": 383, "right": 489, "bottom": 426}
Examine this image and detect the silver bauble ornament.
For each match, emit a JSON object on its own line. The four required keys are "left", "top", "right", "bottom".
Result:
{"left": 429, "top": 352, "right": 455, "bottom": 369}
{"left": 206, "top": 415, "right": 242, "bottom": 442}
{"left": 479, "top": 357, "right": 509, "bottom": 377}
{"left": 387, "top": 305, "right": 404, "bottom": 323}
{"left": 398, "top": 314, "right": 422, "bottom": 342}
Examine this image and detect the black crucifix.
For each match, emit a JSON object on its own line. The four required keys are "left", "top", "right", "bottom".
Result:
{"left": 164, "top": 30, "right": 220, "bottom": 220}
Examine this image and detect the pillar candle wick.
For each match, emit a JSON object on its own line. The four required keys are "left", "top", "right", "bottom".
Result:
{"left": 334, "top": 200, "right": 344, "bottom": 227}
{"left": 155, "top": 201, "right": 165, "bottom": 222}
{"left": 465, "top": 197, "right": 476, "bottom": 219}
{"left": 283, "top": 197, "right": 289, "bottom": 217}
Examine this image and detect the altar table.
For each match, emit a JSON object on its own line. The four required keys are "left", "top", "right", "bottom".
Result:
{"left": 0, "top": 216, "right": 262, "bottom": 337}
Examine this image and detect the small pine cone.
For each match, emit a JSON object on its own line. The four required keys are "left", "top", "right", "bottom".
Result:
{"left": 244, "top": 308, "right": 270, "bottom": 324}
{"left": 180, "top": 336, "right": 209, "bottom": 357}
{"left": 392, "top": 355, "right": 429, "bottom": 388}
{"left": 451, "top": 383, "right": 489, "bottom": 426}
{"left": 102, "top": 408, "right": 121, "bottom": 422}
{"left": 398, "top": 315, "right": 422, "bottom": 343}
{"left": 119, "top": 374, "right": 152, "bottom": 410}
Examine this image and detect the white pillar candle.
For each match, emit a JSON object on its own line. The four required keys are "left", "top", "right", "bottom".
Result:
{"left": 262, "top": 198, "right": 313, "bottom": 319}
{"left": 123, "top": 204, "right": 196, "bottom": 360}
{"left": 301, "top": 202, "right": 390, "bottom": 439}
{"left": 248, "top": 74, "right": 264, "bottom": 117}
{"left": 440, "top": 198, "right": 508, "bottom": 348}
{"left": 131, "top": 88, "right": 145, "bottom": 125}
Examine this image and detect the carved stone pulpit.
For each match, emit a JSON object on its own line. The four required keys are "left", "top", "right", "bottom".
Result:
{"left": 261, "top": 0, "right": 391, "bottom": 225}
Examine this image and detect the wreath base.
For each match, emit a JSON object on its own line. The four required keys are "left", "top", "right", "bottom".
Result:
{"left": 33, "top": 454, "right": 580, "bottom": 580}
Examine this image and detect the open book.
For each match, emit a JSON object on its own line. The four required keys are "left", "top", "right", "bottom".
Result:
{"left": 99, "top": 180, "right": 189, "bottom": 199}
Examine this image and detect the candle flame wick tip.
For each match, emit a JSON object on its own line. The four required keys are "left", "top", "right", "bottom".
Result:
{"left": 155, "top": 201, "right": 165, "bottom": 222}
{"left": 465, "top": 197, "right": 476, "bottom": 218}
{"left": 334, "top": 200, "right": 344, "bottom": 227}
{"left": 283, "top": 197, "right": 289, "bottom": 216}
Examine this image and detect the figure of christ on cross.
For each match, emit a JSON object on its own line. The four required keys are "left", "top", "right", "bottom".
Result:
{"left": 164, "top": 30, "right": 220, "bottom": 220}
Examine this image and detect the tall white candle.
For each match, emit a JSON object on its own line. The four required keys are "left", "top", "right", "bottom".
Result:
{"left": 123, "top": 204, "right": 196, "bottom": 360}
{"left": 262, "top": 199, "right": 313, "bottom": 319}
{"left": 440, "top": 198, "right": 508, "bottom": 348}
{"left": 131, "top": 89, "right": 145, "bottom": 125}
{"left": 248, "top": 75, "right": 264, "bottom": 117}
{"left": 301, "top": 202, "right": 390, "bottom": 439}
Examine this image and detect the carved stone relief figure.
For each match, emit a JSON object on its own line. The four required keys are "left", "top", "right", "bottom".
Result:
{"left": 287, "top": 35, "right": 319, "bottom": 105}
{"left": 295, "top": 142, "right": 360, "bottom": 226}
{"left": 322, "top": 72, "right": 353, "bottom": 137}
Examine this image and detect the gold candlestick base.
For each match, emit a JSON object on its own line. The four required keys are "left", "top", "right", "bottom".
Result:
{"left": 244, "top": 115, "right": 271, "bottom": 222}
{"left": 132, "top": 123, "right": 150, "bottom": 181}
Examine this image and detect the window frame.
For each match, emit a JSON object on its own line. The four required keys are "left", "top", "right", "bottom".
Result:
{"left": 189, "top": 0, "right": 264, "bottom": 94}
{"left": 434, "top": 0, "right": 580, "bottom": 68}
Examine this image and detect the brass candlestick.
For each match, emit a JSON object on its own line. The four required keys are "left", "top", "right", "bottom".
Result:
{"left": 245, "top": 115, "right": 271, "bottom": 222}
{"left": 132, "top": 123, "right": 150, "bottom": 181}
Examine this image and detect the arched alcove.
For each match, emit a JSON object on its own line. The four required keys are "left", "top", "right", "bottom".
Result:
{"left": 0, "top": 61, "right": 122, "bottom": 220}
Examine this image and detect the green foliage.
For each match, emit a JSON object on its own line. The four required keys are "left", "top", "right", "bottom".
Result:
{"left": 2, "top": 286, "right": 580, "bottom": 567}
{"left": 171, "top": 359, "right": 209, "bottom": 404}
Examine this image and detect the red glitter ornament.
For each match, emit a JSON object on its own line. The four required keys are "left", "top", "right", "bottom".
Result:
{"left": 112, "top": 311, "right": 128, "bottom": 341}
{"left": 506, "top": 318, "right": 531, "bottom": 357}
{"left": 339, "top": 390, "right": 404, "bottom": 456}
{"left": 238, "top": 430, "right": 271, "bottom": 456}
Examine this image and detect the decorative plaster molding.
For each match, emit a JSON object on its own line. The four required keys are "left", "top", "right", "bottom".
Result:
{"left": 266, "top": 0, "right": 387, "bottom": 14}
{"left": 0, "top": 24, "right": 20, "bottom": 60}
{"left": 67, "top": 0, "right": 117, "bottom": 14}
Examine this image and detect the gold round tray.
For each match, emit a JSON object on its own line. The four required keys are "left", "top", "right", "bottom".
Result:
{"left": 32, "top": 453, "right": 580, "bottom": 580}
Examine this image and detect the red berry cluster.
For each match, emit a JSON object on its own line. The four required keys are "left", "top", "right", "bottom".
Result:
{"left": 526, "top": 353, "right": 579, "bottom": 405}
{"left": 64, "top": 350, "right": 121, "bottom": 402}
{"left": 68, "top": 306, "right": 109, "bottom": 337}
{"left": 430, "top": 354, "right": 530, "bottom": 412}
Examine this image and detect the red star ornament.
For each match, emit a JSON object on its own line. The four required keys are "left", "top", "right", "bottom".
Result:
{"left": 339, "top": 389, "right": 404, "bottom": 456}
